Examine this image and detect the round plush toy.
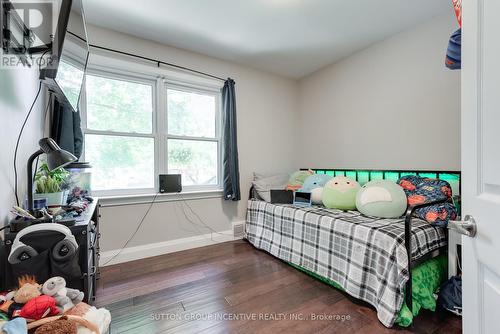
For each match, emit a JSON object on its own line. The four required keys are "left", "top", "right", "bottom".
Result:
{"left": 42, "top": 277, "right": 84, "bottom": 313}
{"left": 356, "top": 180, "right": 407, "bottom": 218}
{"left": 299, "top": 174, "right": 332, "bottom": 204}
{"left": 322, "top": 176, "right": 360, "bottom": 210}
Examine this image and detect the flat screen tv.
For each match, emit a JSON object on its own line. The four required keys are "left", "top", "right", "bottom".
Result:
{"left": 40, "top": 0, "right": 89, "bottom": 112}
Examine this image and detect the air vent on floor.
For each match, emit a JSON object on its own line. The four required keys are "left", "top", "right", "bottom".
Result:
{"left": 233, "top": 222, "right": 245, "bottom": 239}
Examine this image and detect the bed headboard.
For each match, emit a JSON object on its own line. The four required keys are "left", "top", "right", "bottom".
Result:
{"left": 301, "top": 168, "right": 462, "bottom": 196}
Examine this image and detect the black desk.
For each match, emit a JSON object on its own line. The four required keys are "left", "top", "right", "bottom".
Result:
{"left": 0, "top": 199, "right": 100, "bottom": 304}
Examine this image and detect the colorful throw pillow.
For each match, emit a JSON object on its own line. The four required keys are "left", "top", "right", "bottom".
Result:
{"left": 397, "top": 175, "right": 457, "bottom": 226}
{"left": 355, "top": 180, "right": 407, "bottom": 218}
{"left": 322, "top": 176, "right": 360, "bottom": 210}
{"left": 299, "top": 174, "right": 332, "bottom": 204}
{"left": 286, "top": 170, "right": 314, "bottom": 191}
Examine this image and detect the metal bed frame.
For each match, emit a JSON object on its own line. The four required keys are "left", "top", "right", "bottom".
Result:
{"left": 249, "top": 168, "right": 461, "bottom": 322}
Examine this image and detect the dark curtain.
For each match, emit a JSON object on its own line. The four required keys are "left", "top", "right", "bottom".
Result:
{"left": 222, "top": 78, "right": 240, "bottom": 201}
{"left": 50, "top": 96, "right": 83, "bottom": 159}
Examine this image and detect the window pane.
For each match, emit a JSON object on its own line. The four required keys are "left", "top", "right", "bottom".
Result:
{"left": 86, "top": 75, "right": 153, "bottom": 134}
{"left": 85, "top": 134, "right": 154, "bottom": 190}
{"left": 55, "top": 59, "right": 84, "bottom": 111}
{"left": 168, "top": 139, "right": 218, "bottom": 186}
{"left": 167, "top": 88, "right": 216, "bottom": 137}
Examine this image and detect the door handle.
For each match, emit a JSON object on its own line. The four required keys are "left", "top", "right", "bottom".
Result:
{"left": 448, "top": 215, "right": 477, "bottom": 237}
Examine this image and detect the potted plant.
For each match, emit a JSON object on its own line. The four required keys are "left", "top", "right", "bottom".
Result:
{"left": 34, "top": 162, "right": 70, "bottom": 206}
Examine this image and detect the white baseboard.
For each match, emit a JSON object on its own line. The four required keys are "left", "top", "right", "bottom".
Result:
{"left": 100, "top": 227, "right": 243, "bottom": 266}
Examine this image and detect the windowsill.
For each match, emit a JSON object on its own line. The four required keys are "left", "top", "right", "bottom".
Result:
{"left": 99, "top": 189, "right": 224, "bottom": 207}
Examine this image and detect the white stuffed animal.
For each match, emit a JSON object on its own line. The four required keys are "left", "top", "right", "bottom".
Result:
{"left": 42, "top": 277, "right": 84, "bottom": 313}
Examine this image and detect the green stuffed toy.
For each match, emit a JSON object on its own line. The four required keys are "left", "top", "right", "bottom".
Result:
{"left": 355, "top": 180, "right": 407, "bottom": 218}
{"left": 286, "top": 170, "right": 314, "bottom": 191}
{"left": 322, "top": 176, "right": 360, "bottom": 210}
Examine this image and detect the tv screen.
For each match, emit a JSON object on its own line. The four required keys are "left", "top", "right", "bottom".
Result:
{"left": 40, "top": 0, "right": 89, "bottom": 112}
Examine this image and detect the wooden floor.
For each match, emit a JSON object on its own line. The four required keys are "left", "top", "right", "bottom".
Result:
{"left": 96, "top": 240, "right": 462, "bottom": 334}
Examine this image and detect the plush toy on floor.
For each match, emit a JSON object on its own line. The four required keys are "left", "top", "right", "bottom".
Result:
{"left": 34, "top": 316, "right": 77, "bottom": 334}
{"left": 322, "top": 176, "right": 360, "bottom": 210}
{"left": 42, "top": 277, "right": 84, "bottom": 313}
{"left": 28, "top": 315, "right": 99, "bottom": 334}
{"left": 65, "top": 302, "right": 111, "bottom": 334}
{"left": 13, "top": 275, "right": 41, "bottom": 304}
{"left": 299, "top": 174, "right": 332, "bottom": 204}
{"left": 355, "top": 180, "right": 407, "bottom": 218}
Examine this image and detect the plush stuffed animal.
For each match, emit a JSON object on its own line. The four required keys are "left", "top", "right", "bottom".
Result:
{"left": 28, "top": 315, "right": 99, "bottom": 334}
{"left": 322, "top": 176, "right": 360, "bottom": 210}
{"left": 65, "top": 302, "right": 111, "bottom": 334}
{"left": 34, "top": 316, "right": 77, "bottom": 334}
{"left": 299, "top": 174, "right": 332, "bottom": 204}
{"left": 356, "top": 180, "right": 407, "bottom": 218}
{"left": 18, "top": 295, "right": 59, "bottom": 321}
{"left": 13, "top": 275, "right": 42, "bottom": 304}
{"left": 286, "top": 170, "right": 314, "bottom": 191}
{"left": 42, "top": 277, "right": 84, "bottom": 313}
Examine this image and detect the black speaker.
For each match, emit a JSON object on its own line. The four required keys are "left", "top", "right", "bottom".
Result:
{"left": 159, "top": 174, "right": 182, "bottom": 193}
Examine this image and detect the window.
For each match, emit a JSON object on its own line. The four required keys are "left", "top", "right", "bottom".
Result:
{"left": 81, "top": 69, "right": 222, "bottom": 195}
{"left": 167, "top": 87, "right": 220, "bottom": 187}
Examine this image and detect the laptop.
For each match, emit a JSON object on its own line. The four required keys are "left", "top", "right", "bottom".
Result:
{"left": 294, "top": 191, "right": 312, "bottom": 207}
{"left": 270, "top": 190, "right": 294, "bottom": 204}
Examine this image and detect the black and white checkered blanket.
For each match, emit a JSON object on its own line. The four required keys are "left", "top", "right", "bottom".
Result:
{"left": 245, "top": 200, "right": 447, "bottom": 327}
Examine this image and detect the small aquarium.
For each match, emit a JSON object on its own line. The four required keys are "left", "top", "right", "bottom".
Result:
{"left": 65, "top": 162, "right": 92, "bottom": 201}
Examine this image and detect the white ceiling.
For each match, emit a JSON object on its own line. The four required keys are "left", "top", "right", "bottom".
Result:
{"left": 83, "top": 0, "right": 451, "bottom": 79}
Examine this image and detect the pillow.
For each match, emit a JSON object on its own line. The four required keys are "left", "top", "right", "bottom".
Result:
{"left": 322, "top": 176, "right": 360, "bottom": 210}
{"left": 397, "top": 175, "right": 457, "bottom": 226}
{"left": 252, "top": 173, "right": 289, "bottom": 202}
{"left": 356, "top": 180, "right": 407, "bottom": 218}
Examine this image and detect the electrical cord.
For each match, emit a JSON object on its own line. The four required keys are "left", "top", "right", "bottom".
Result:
{"left": 33, "top": 97, "right": 52, "bottom": 176}
{"left": 103, "top": 191, "right": 231, "bottom": 266}
{"left": 13, "top": 81, "right": 42, "bottom": 206}
{"left": 102, "top": 192, "right": 160, "bottom": 266}
{"left": 13, "top": 49, "right": 51, "bottom": 206}
{"left": 178, "top": 193, "right": 233, "bottom": 238}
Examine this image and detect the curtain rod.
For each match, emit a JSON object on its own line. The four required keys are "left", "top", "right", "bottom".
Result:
{"left": 67, "top": 31, "right": 227, "bottom": 82}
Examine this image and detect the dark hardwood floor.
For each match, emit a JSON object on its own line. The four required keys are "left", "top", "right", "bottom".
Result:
{"left": 96, "top": 240, "right": 462, "bottom": 334}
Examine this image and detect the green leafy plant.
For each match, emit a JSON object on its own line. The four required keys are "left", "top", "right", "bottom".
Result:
{"left": 34, "top": 162, "right": 70, "bottom": 194}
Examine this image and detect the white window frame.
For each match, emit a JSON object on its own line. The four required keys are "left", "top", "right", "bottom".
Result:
{"left": 80, "top": 62, "right": 223, "bottom": 197}
{"left": 164, "top": 81, "right": 223, "bottom": 192}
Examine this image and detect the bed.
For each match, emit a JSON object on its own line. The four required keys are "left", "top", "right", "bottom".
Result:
{"left": 245, "top": 169, "right": 460, "bottom": 327}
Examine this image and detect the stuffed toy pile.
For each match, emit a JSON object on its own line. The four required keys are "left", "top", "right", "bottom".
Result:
{"left": 0, "top": 275, "right": 110, "bottom": 334}
{"left": 282, "top": 171, "right": 457, "bottom": 225}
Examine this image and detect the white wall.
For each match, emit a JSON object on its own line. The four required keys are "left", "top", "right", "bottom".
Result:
{"left": 0, "top": 67, "right": 45, "bottom": 227}
{"left": 85, "top": 25, "right": 300, "bottom": 261}
{"left": 92, "top": 13, "right": 461, "bottom": 264}
{"left": 297, "top": 13, "right": 461, "bottom": 171}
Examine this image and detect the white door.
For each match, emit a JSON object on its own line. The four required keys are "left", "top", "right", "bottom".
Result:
{"left": 461, "top": 0, "right": 500, "bottom": 333}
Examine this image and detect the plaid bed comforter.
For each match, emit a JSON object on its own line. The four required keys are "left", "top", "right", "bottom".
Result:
{"left": 245, "top": 200, "right": 447, "bottom": 327}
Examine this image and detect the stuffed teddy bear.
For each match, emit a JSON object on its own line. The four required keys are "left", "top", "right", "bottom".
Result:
{"left": 28, "top": 315, "right": 100, "bottom": 334}
{"left": 13, "top": 275, "right": 42, "bottom": 304}
{"left": 34, "top": 316, "right": 77, "bottom": 334}
{"left": 42, "top": 277, "right": 84, "bottom": 313}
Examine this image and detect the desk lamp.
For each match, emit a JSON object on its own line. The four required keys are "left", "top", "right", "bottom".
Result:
{"left": 27, "top": 138, "right": 77, "bottom": 213}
